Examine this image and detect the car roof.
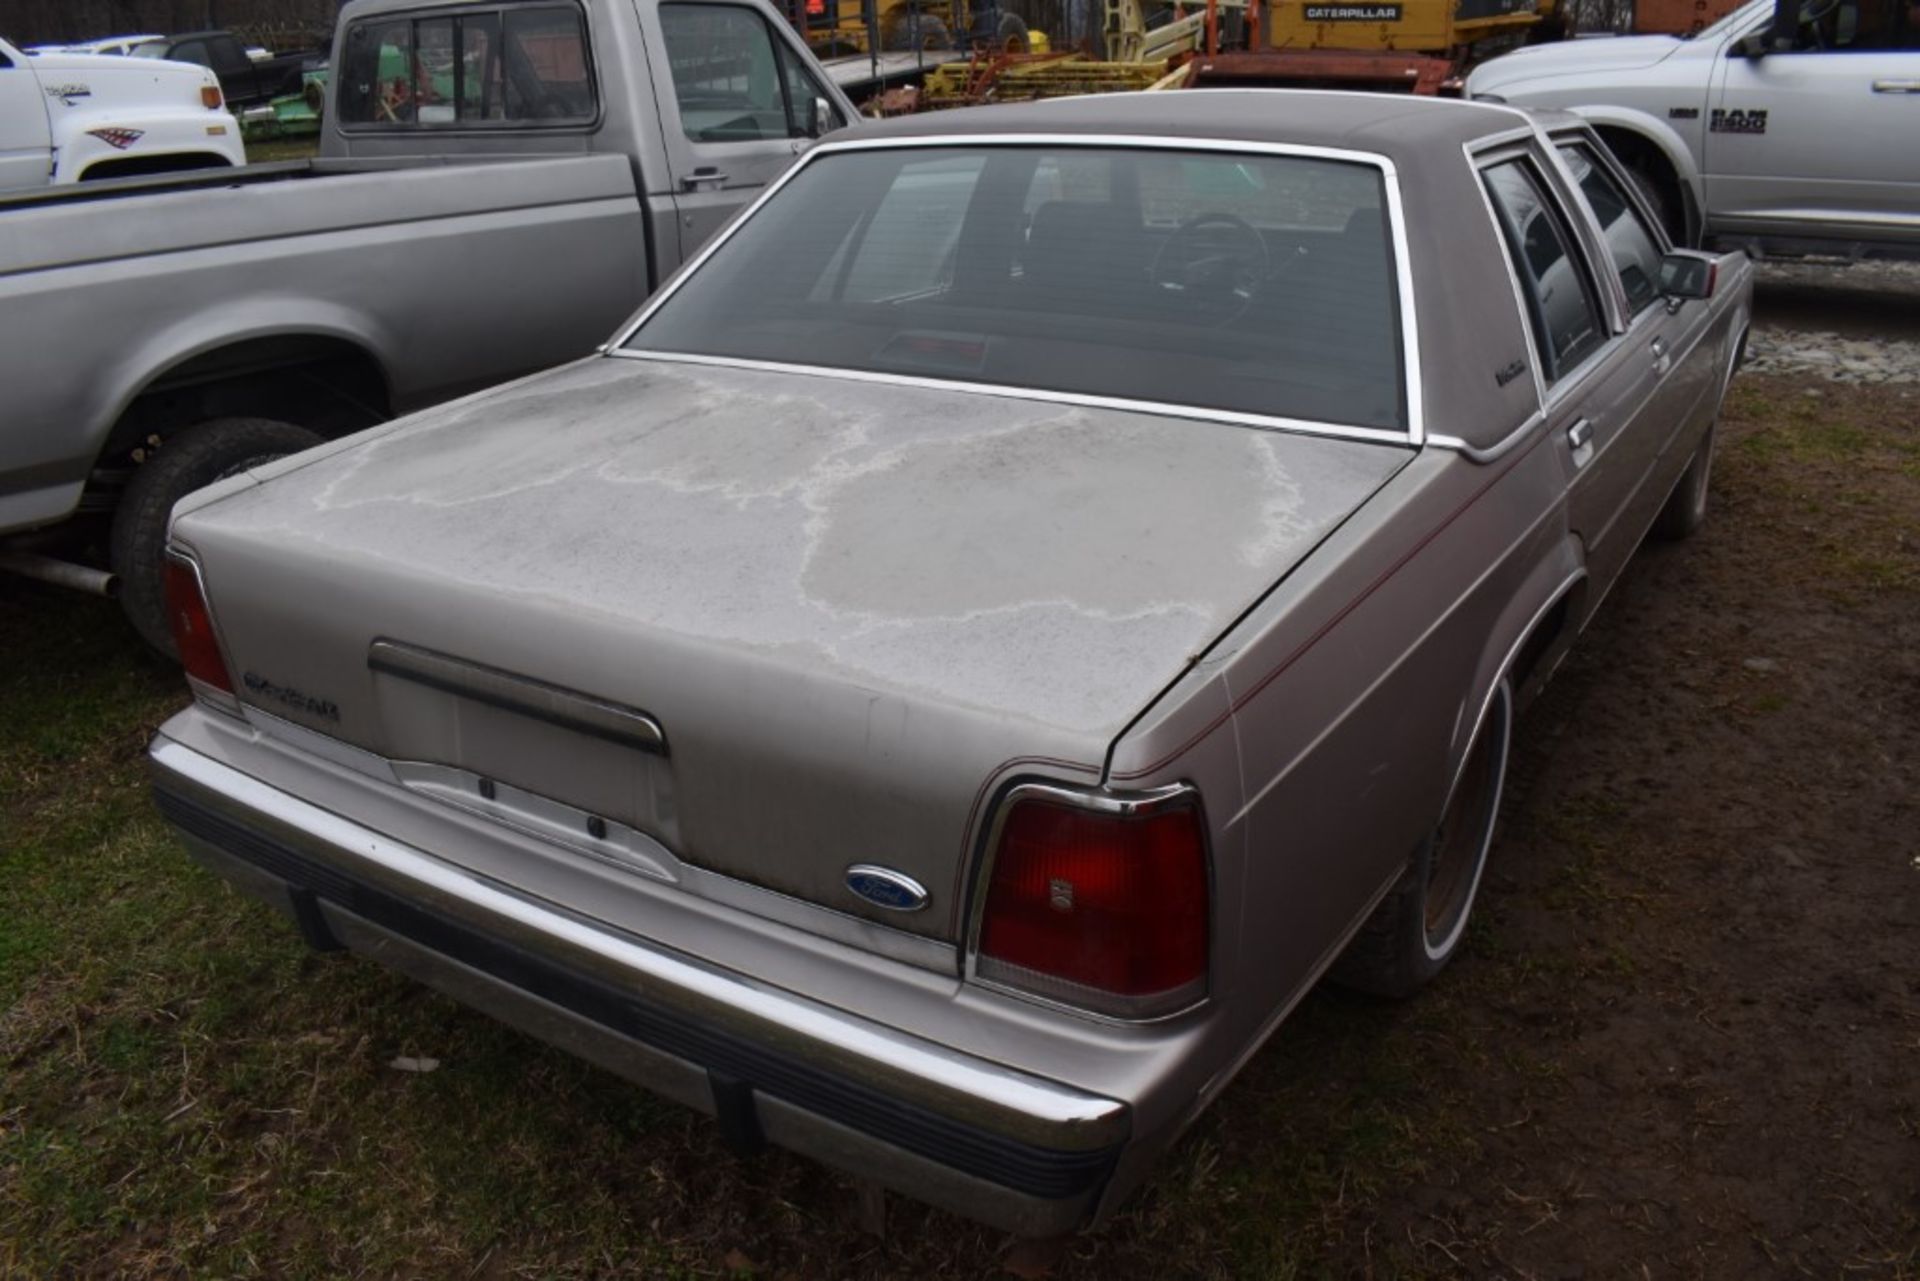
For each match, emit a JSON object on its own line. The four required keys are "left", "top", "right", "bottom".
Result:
{"left": 851, "top": 89, "right": 1536, "bottom": 163}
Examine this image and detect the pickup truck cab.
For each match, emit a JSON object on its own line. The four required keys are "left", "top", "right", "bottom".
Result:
{"left": 130, "top": 31, "right": 313, "bottom": 110}
{"left": 0, "top": 0, "right": 858, "bottom": 654}
{"left": 0, "top": 36, "right": 245, "bottom": 189}
{"left": 1466, "top": 0, "right": 1920, "bottom": 260}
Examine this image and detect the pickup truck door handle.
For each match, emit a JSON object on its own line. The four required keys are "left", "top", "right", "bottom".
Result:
{"left": 1566, "top": 418, "right": 1594, "bottom": 451}
{"left": 1872, "top": 80, "right": 1920, "bottom": 94}
{"left": 681, "top": 168, "right": 730, "bottom": 190}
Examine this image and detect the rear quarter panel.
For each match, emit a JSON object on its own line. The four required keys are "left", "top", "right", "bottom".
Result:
{"left": 1107, "top": 433, "right": 1577, "bottom": 1134}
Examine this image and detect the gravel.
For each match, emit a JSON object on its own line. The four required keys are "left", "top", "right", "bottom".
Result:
{"left": 1740, "top": 258, "right": 1920, "bottom": 384}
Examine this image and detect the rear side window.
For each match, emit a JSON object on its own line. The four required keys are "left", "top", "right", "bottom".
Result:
{"left": 1557, "top": 144, "right": 1664, "bottom": 315}
{"left": 336, "top": 3, "right": 595, "bottom": 127}
{"left": 1482, "top": 160, "right": 1605, "bottom": 382}
{"left": 660, "top": 3, "right": 830, "bottom": 141}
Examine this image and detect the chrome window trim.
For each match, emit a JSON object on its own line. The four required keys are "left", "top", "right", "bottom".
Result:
{"left": 1426, "top": 408, "right": 1546, "bottom": 463}
{"left": 1469, "top": 143, "right": 1615, "bottom": 398}
{"left": 609, "top": 350, "right": 1415, "bottom": 448}
{"left": 608, "top": 132, "right": 1426, "bottom": 448}
{"left": 1535, "top": 135, "right": 1631, "bottom": 333}
{"left": 1463, "top": 139, "right": 1549, "bottom": 410}
{"left": 959, "top": 779, "right": 1210, "bottom": 1026}
{"left": 1549, "top": 125, "right": 1676, "bottom": 256}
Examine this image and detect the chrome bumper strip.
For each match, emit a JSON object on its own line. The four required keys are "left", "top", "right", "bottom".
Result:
{"left": 148, "top": 736, "right": 1128, "bottom": 1201}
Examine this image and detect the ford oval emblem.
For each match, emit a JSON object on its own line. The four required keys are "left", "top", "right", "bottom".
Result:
{"left": 844, "top": 864, "right": 929, "bottom": 912}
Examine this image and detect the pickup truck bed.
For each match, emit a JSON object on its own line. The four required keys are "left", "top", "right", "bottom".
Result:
{"left": 2, "top": 152, "right": 647, "bottom": 534}
{"left": 0, "top": 0, "right": 859, "bottom": 656}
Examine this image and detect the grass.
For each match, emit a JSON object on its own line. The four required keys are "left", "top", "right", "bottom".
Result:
{"left": 0, "top": 585, "right": 1465, "bottom": 1277}
{"left": 243, "top": 138, "right": 320, "bottom": 166}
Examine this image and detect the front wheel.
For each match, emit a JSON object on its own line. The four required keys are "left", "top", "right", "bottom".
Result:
{"left": 1333, "top": 680, "right": 1512, "bottom": 998}
{"left": 111, "top": 417, "right": 324, "bottom": 658}
{"left": 1651, "top": 420, "right": 1716, "bottom": 542}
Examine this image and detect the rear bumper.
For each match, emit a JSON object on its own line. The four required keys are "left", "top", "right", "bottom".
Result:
{"left": 149, "top": 733, "right": 1130, "bottom": 1235}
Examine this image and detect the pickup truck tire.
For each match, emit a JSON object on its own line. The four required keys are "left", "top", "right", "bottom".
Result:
{"left": 1332, "top": 680, "right": 1511, "bottom": 998}
{"left": 111, "top": 417, "right": 324, "bottom": 657}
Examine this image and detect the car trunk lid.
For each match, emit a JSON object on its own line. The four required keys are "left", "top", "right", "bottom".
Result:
{"left": 175, "top": 357, "right": 1410, "bottom": 939}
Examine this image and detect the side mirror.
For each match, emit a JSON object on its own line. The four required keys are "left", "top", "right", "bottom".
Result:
{"left": 1658, "top": 251, "right": 1717, "bottom": 304}
{"left": 809, "top": 96, "right": 837, "bottom": 138}
{"left": 1734, "top": 31, "right": 1769, "bottom": 57}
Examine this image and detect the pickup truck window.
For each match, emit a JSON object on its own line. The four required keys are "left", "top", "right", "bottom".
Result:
{"left": 626, "top": 144, "right": 1407, "bottom": 433}
{"left": 171, "top": 40, "right": 211, "bottom": 67}
{"left": 1781, "top": 0, "right": 1919, "bottom": 50}
{"left": 661, "top": 3, "right": 829, "bottom": 141}
{"left": 337, "top": 3, "right": 595, "bottom": 127}
{"left": 1482, "top": 159, "right": 1605, "bottom": 383}
{"left": 1556, "top": 144, "right": 1663, "bottom": 315}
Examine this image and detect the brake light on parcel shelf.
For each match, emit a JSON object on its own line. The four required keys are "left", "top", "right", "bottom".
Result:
{"left": 974, "top": 787, "right": 1209, "bottom": 1020}
{"left": 163, "top": 553, "right": 238, "bottom": 708}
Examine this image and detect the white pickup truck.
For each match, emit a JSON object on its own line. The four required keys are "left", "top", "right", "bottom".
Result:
{"left": 0, "top": 37, "right": 245, "bottom": 189}
{"left": 1467, "top": 0, "right": 1920, "bottom": 261}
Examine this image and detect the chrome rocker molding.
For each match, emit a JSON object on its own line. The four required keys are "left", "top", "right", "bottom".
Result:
{"left": 148, "top": 737, "right": 1130, "bottom": 1235}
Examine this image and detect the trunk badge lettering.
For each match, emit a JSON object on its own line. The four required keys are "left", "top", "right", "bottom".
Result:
{"left": 844, "top": 865, "right": 929, "bottom": 913}
{"left": 241, "top": 671, "right": 341, "bottom": 723}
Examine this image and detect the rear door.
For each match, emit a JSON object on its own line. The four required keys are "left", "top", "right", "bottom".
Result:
{"left": 638, "top": 0, "right": 851, "bottom": 261}
{"left": 0, "top": 43, "right": 54, "bottom": 192}
{"left": 1478, "top": 147, "right": 1657, "bottom": 598}
{"left": 1706, "top": 0, "right": 1920, "bottom": 247}
{"left": 1554, "top": 135, "right": 1723, "bottom": 540}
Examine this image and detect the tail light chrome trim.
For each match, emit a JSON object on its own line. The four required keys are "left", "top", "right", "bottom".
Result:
{"left": 962, "top": 780, "right": 1211, "bottom": 1025}
{"left": 163, "top": 546, "right": 243, "bottom": 719}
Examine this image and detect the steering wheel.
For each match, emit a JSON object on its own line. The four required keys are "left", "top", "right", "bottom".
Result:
{"left": 1796, "top": 0, "right": 1841, "bottom": 47}
{"left": 1148, "top": 213, "right": 1274, "bottom": 325}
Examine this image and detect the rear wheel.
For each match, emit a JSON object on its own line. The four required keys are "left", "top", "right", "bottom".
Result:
{"left": 111, "top": 417, "right": 324, "bottom": 657}
{"left": 1333, "top": 680, "right": 1512, "bottom": 998}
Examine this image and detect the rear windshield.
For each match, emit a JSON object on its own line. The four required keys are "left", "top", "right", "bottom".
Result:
{"left": 623, "top": 145, "right": 1407, "bottom": 433}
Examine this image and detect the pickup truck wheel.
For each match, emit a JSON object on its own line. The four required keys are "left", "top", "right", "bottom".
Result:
{"left": 1624, "top": 162, "right": 1686, "bottom": 248}
{"left": 111, "top": 417, "right": 324, "bottom": 658}
{"left": 1651, "top": 421, "right": 1716, "bottom": 541}
{"left": 1332, "top": 680, "right": 1511, "bottom": 998}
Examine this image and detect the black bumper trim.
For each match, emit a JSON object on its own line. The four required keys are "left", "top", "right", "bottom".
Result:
{"left": 155, "top": 785, "right": 1121, "bottom": 1202}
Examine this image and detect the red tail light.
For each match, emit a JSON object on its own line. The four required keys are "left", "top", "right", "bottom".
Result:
{"left": 974, "top": 789, "right": 1209, "bottom": 1019}
{"left": 201, "top": 84, "right": 223, "bottom": 110}
{"left": 163, "top": 554, "right": 235, "bottom": 697}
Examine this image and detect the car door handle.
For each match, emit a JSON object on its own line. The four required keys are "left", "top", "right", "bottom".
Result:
{"left": 1872, "top": 79, "right": 1920, "bottom": 93}
{"left": 1650, "top": 336, "right": 1673, "bottom": 373}
{"left": 681, "top": 168, "right": 729, "bottom": 190}
{"left": 1567, "top": 418, "right": 1594, "bottom": 451}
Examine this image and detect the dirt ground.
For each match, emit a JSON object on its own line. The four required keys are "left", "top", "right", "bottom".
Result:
{"left": 1339, "top": 372, "right": 1920, "bottom": 1276}
{"left": 3, "top": 299, "right": 1917, "bottom": 1277}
